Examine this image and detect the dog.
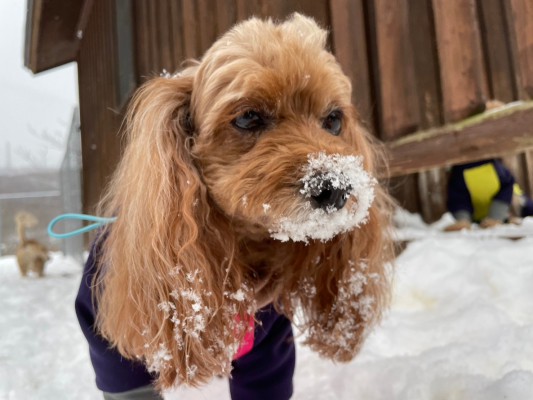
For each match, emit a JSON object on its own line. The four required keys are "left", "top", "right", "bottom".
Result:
{"left": 88, "top": 13, "right": 394, "bottom": 392}
{"left": 15, "top": 212, "right": 49, "bottom": 277}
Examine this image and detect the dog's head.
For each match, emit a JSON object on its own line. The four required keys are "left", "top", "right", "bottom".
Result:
{"left": 193, "top": 15, "right": 379, "bottom": 242}
{"left": 96, "top": 14, "right": 394, "bottom": 389}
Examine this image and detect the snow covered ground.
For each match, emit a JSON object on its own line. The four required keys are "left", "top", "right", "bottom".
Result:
{"left": 0, "top": 254, "right": 99, "bottom": 400}
{"left": 2, "top": 215, "right": 533, "bottom": 399}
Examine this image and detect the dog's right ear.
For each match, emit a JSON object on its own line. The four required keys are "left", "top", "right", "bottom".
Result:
{"left": 95, "top": 69, "right": 254, "bottom": 388}
{"left": 98, "top": 68, "right": 202, "bottom": 253}
{"left": 94, "top": 69, "right": 206, "bottom": 375}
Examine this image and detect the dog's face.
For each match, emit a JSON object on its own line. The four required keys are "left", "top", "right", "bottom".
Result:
{"left": 189, "top": 15, "right": 376, "bottom": 242}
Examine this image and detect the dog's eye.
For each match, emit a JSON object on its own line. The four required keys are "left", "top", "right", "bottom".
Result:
{"left": 232, "top": 110, "right": 267, "bottom": 132}
{"left": 322, "top": 110, "right": 343, "bottom": 136}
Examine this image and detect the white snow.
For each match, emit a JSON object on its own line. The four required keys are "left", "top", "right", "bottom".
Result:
{"left": 394, "top": 209, "right": 533, "bottom": 241}
{"left": 2, "top": 213, "right": 533, "bottom": 399}
{"left": 0, "top": 253, "right": 99, "bottom": 400}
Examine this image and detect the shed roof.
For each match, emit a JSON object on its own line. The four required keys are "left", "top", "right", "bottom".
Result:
{"left": 24, "top": 0, "right": 93, "bottom": 73}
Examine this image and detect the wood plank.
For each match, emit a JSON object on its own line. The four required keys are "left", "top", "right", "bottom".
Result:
{"left": 502, "top": 151, "right": 533, "bottom": 198}
{"left": 168, "top": 0, "right": 185, "bottom": 68}
{"left": 256, "top": 0, "right": 286, "bottom": 19}
{"left": 417, "top": 168, "right": 447, "bottom": 223}
{"left": 146, "top": 1, "right": 159, "bottom": 74}
{"left": 114, "top": 0, "right": 137, "bottom": 110}
{"left": 25, "top": 0, "right": 87, "bottom": 73}
{"left": 524, "top": 150, "right": 533, "bottom": 196}
{"left": 75, "top": 0, "right": 94, "bottom": 41}
{"left": 387, "top": 175, "right": 421, "bottom": 214}
{"left": 78, "top": 0, "right": 124, "bottom": 214}
{"left": 407, "top": 0, "right": 443, "bottom": 129}
{"left": 477, "top": 0, "right": 517, "bottom": 102}
{"left": 502, "top": 154, "right": 527, "bottom": 194}
{"left": 236, "top": 0, "right": 262, "bottom": 21}
{"left": 274, "top": 0, "right": 330, "bottom": 29}
{"left": 505, "top": 0, "right": 533, "bottom": 100}
{"left": 386, "top": 102, "right": 533, "bottom": 177}
{"left": 216, "top": 0, "right": 238, "bottom": 34}
{"left": 156, "top": 0, "right": 173, "bottom": 70}
{"left": 182, "top": 0, "right": 200, "bottom": 59}
{"left": 329, "top": 0, "right": 375, "bottom": 133}
{"left": 197, "top": 0, "right": 218, "bottom": 54}
{"left": 432, "top": 0, "right": 487, "bottom": 122}
{"left": 370, "top": 0, "right": 419, "bottom": 140}
{"left": 132, "top": 1, "right": 150, "bottom": 77}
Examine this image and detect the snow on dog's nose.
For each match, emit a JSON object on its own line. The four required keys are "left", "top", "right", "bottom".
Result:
{"left": 269, "top": 152, "right": 377, "bottom": 243}
{"left": 308, "top": 176, "right": 352, "bottom": 211}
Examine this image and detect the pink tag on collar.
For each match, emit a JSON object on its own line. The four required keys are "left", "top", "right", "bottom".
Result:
{"left": 233, "top": 316, "right": 255, "bottom": 360}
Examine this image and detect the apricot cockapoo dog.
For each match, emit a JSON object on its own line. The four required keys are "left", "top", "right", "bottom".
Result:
{"left": 82, "top": 13, "right": 394, "bottom": 394}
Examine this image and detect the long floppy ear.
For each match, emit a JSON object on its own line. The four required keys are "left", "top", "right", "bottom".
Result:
{"left": 95, "top": 70, "right": 253, "bottom": 389}
{"left": 279, "top": 109, "right": 395, "bottom": 361}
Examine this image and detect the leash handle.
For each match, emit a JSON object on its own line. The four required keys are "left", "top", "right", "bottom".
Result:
{"left": 48, "top": 213, "right": 117, "bottom": 239}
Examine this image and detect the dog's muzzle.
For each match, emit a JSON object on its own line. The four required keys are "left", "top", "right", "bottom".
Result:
{"left": 269, "top": 152, "right": 375, "bottom": 243}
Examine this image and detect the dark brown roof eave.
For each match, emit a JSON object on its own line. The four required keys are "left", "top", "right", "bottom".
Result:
{"left": 24, "top": 0, "right": 94, "bottom": 74}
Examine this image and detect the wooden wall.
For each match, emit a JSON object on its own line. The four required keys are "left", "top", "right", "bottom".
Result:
{"left": 78, "top": 0, "right": 533, "bottom": 221}
{"left": 78, "top": 1, "right": 124, "bottom": 214}
{"left": 132, "top": 0, "right": 331, "bottom": 78}
{"left": 328, "top": 0, "right": 533, "bottom": 221}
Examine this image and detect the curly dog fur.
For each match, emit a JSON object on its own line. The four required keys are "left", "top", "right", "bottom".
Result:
{"left": 94, "top": 14, "right": 394, "bottom": 390}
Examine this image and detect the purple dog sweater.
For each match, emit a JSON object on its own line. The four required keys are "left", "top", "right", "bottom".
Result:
{"left": 75, "top": 240, "right": 295, "bottom": 399}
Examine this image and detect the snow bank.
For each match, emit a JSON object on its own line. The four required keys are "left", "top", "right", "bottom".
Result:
{"left": 338, "top": 236, "right": 533, "bottom": 400}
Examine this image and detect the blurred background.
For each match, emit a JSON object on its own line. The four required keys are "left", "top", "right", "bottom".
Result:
{"left": 0, "top": 0, "right": 79, "bottom": 258}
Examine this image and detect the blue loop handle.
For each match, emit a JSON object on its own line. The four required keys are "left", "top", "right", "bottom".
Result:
{"left": 48, "top": 213, "right": 117, "bottom": 239}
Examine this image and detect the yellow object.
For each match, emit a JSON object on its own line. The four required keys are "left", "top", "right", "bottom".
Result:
{"left": 463, "top": 163, "right": 500, "bottom": 221}
{"left": 513, "top": 183, "right": 523, "bottom": 196}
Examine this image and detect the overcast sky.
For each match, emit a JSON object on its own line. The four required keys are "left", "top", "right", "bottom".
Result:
{"left": 0, "top": 0, "right": 78, "bottom": 172}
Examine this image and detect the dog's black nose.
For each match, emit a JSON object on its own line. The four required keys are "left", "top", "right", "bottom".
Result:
{"left": 310, "top": 180, "right": 351, "bottom": 211}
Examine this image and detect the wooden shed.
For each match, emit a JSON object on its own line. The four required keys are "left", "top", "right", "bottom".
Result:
{"left": 25, "top": 0, "right": 533, "bottom": 222}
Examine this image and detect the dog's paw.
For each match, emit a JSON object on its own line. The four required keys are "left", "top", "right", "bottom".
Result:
{"left": 480, "top": 218, "right": 502, "bottom": 229}
{"left": 444, "top": 220, "right": 472, "bottom": 232}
